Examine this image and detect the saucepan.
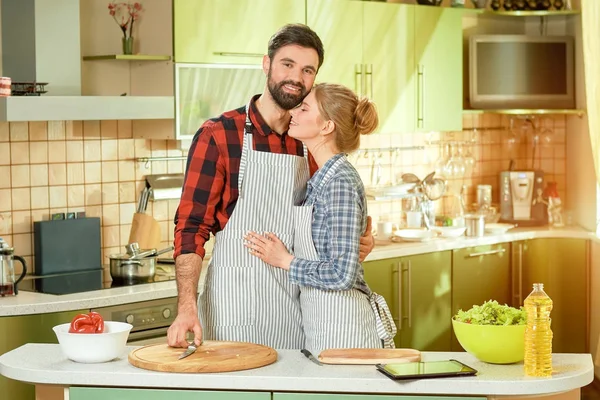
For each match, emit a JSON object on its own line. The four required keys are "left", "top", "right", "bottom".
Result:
{"left": 109, "top": 244, "right": 174, "bottom": 282}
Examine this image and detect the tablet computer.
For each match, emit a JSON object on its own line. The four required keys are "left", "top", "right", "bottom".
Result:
{"left": 376, "top": 359, "right": 478, "bottom": 380}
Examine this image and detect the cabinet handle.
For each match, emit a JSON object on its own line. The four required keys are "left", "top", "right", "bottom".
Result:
{"left": 467, "top": 248, "right": 506, "bottom": 258}
{"left": 394, "top": 261, "right": 402, "bottom": 330}
{"left": 417, "top": 64, "right": 425, "bottom": 129}
{"left": 355, "top": 64, "right": 364, "bottom": 96}
{"left": 407, "top": 260, "right": 412, "bottom": 328}
{"left": 365, "top": 64, "right": 373, "bottom": 99}
{"left": 212, "top": 52, "right": 263, "bottom": 57}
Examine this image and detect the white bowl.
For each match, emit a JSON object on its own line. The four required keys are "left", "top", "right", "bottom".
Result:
{"left": 485, "top": 223, "right": 515, "bottom": 234}
{"left": 432, "top": 226, "right": 466, "bottom": 238}
{"left": 393, "top": 229, "right": 437, "bottom": 242}
{"left": 53, "top": 321, "right": 133, "bottom": 363}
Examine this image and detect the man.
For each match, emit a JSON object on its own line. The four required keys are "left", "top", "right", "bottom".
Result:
{"left": 167, "top": 24, "right": 374, "bottom": 349}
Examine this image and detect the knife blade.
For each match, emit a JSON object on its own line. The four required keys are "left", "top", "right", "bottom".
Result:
{"left": 178, "top": 340, "right": 202, "bottom": 360}
{"left": 301, "top": 349, "right": 322, "bottom": 366}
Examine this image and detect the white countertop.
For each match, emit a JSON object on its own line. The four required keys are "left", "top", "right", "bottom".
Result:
{"left": 0, "top": 344, "right": 593, "bottom": 396}
{"left": 0, "top": 227, "right": 595, "bottom": 317}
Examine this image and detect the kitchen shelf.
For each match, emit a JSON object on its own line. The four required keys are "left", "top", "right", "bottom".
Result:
{"left": 82, "top": 54, "right": 172, "bottom": 61}
{"left": 466, "top": 9, "right": 580, "bottom": 16}
{"left": 463, "top": 109, "right": 586, "bottom": 117}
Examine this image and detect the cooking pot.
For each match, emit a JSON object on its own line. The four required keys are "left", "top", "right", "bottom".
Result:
{"left": 109, "top": 244, "right": 174, "bottom": 282}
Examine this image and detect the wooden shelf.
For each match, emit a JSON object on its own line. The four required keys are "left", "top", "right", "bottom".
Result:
{"left": 466, "top": 9, "right": 580, "bottom": 16}
{"left": 82, "top": 54, "right": 172, "bottom": 61}
{"left": 463, "top": 109, "right": 586, "bottom": 116}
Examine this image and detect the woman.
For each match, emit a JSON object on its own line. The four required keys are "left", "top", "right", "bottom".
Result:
{"left": 244, "top": 83, "right": 396, "bottom": 353}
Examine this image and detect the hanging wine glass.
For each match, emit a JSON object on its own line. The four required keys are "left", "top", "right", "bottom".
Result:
{"left": 434, "top": 143, "right": 450, "bottom": 179}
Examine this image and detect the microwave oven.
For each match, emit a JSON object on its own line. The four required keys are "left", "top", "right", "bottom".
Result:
{"left": 469, "top": 35, "right": 575, "bottom": 109}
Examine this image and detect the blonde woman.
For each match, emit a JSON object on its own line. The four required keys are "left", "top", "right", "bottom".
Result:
{"left": 245, "top": 83, "right": 396, "bottom": 353}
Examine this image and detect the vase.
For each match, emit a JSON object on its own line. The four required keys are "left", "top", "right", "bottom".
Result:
{"left": 122, "top": 37, "right": 134, "bottom": 55}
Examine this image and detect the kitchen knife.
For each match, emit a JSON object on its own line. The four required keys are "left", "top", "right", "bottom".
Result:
{"left": 178, "top": 343, "right": 198, "bottom": 360}
{"left": 301, "top": 349, "right": 322, "bottom": 366}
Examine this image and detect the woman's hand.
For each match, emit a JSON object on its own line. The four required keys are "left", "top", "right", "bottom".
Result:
{"left": 244, "top": 232, "right": 293, "bottom": 270}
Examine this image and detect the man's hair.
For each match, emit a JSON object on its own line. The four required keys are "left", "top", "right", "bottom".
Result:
{"left": 268, "top": 24, "right": 325, "bottom": 70}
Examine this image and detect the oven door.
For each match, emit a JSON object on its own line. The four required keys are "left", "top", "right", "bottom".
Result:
{"left": 127, "top": 327, "right": 168, "bottom": 346}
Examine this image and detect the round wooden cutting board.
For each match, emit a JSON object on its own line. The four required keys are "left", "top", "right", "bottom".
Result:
{"left": 128, "top": 340, "right": 278, "bottom": 373}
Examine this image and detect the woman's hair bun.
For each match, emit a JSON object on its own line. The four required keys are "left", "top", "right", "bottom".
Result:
{"left": 354, "top": 97, "right": 379, "bottom": 136}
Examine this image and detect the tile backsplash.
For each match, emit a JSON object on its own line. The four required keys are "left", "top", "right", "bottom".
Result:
{"left": 0, "top": 113, "right": 567, "bottom": 274}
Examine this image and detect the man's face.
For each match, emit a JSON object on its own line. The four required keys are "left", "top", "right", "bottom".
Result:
{"left": 264, "top": 44, "right": 319, "bottom": 110}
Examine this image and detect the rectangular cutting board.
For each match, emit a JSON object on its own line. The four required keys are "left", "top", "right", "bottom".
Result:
{"left": 318, "top": 348, "right": 421, "bottom": 365}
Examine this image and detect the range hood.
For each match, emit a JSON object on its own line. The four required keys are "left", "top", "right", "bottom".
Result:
{"left": 0, "top": 0, "right": 174, "bottom": 122}
{"left": 146, "top": 174, "right": 184, "bottom": 201}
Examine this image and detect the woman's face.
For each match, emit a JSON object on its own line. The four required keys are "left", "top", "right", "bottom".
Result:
{"left": 288, "top": 90, "right": 326, "bottom": 141}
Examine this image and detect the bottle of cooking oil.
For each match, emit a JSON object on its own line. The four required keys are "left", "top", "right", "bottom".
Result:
{"left": 524, "top": 283, "right": 553, "bottom": 377}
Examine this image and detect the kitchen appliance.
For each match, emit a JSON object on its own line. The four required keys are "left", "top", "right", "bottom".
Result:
{"left": 469, "top": 35, "right": 574, "bottom": 109}
{"left": 500, "top": 170, "right": 548, "bottom": 226}
{"left": 0, "top": 238, "right": 27, "bottom": 296}
{"left": 109, "top": 244, "right": 174, "bottom": 284}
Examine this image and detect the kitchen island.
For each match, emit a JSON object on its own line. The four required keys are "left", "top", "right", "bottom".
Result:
{"left": 0, "top": 344, "right": 594, "bottom": 400}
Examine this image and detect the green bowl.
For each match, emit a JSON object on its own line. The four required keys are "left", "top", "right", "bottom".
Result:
{"left": 452, "top": 318, "right": 525, "bottom": 364}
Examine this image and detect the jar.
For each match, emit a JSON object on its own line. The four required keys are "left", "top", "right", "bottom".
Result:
{"left": 465, "top": 214, "right": 485, "bottom": 237}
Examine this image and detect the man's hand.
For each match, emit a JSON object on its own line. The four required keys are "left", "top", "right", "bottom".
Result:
{"left": 167, "top": 310, "right": 203, "bottom": 348}
{"left": 359, "top": 216, "right": 375, "bottom": 262}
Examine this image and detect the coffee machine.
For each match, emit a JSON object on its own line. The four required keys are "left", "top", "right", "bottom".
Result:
{"left": 499, "top": 170, "right": 548, "bottom": 226}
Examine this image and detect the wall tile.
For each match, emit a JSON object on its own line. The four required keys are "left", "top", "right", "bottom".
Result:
{"left": 117, "top": 120, "right": 132, "bottom": 139}
{"left": 0, "top": 212, "right": 12, "bottom": 234}
{"left": 47, "top": 121, "right": 66, "bottom": 140}
{"left": 12, "top": 188, "right": 30, "bottom": 211}
{"left": 85, "top": 184, "right": 102, "bottom": 206}
{"left": 0, "top": 122, "right": 9, "bottom": 142}
{"left": 119, "top": 203, "right": 136, "bottom": 225}
{"left": 29, "top": 122, "right": 48, "bottom": 141}
{"left": 118, "top": 160, "right": 135, "bottom": 181}
{"left": 120, "top": 224, "right": 132, "bottom": 246}
{"left": 9, "top": 122, "right": 29, "bottom": 141}
{"left": 66, "top": 121, "right": 83, "bottom": 140}
{"left": 13, "top": 233, "right": 32, "bottom": 256}
{"left": 11, "top": 165, "right": 30, "bottom": 187}
{"left": 10, "top": 142, "right": 29, "bottom": 164}
{"left": 0, "top": 166, "right": 10, "bottom": 188}
{"left": 101, "top": 161, "right": 119, "bottom": 183}
{"left": 102, "top": 182, "right": 119, "bottom": 204}
{"left": 102, "top": 204, "right": 120, "bottom": 226}
{"left": 67, "top": 163, "right": 84, "bottom": 185}
{"left": 101, "top": 139, "right": 118, "bottom": 161}
{"left": 84, "top": 140, "right": 102, "bottom": 161}
{"left": 103, "top": 225, "right": 120, "bottom": 248}
{"left": 67, "top": 185, "right": 85, "bottom": 207}
{"left": 48, "top": 141, "right": 66, "bottom": 163}
{"left": 101, "top": 120, "right": 118, "bottom": 139}
{"left": 49, "top": 164, "right": 67, "bottom": 185}
{"left": 30, "top": 141, "right": 48, "bottom": 164}
{"left": 12, "top": 210, "right": 32, "bottom": 234}
{"left": 49, "top": 186, "right": 67, "bottom": 208}
{"left": 66, "top": 141, "right": 84, "bottom": 162}
{"left": 85, "top": 162, "right": 102, "bottom": 183}
{"left": 83, "top": 121, "right": 101, "bottom": 138}
{"left": 0, "top": 143, "right": 10, "bottom": 165}
{"left": 30, "top": 187, "right": 49, "bottom": 210}
{"left": 30, "top": 164, "right": 49, "bottom": 187}
{"left": 118, "top": 138, "right": 135, "bottom": 159}
{"left": 119, "top": 181, "right": 135, "bottom": 204}
{"left": 0, "top": 190, "right": 11, "bottom": 212}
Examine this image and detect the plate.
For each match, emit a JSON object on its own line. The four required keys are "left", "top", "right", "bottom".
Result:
{"left": 392, "top": 229, "right": 437, "bottom": 242}
{"left": 485, "top": 223, "right": 515, "bottom": 234}
{"left": 431, "top": 226, "right": 466, "bottom": 238}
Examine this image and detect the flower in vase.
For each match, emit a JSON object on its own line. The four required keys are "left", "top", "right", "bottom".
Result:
{"left": 108, "top": 2, "right": 144, "bottom": 40}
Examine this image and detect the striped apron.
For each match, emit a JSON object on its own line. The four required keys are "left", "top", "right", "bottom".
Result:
{"left": 292, "top": 156, "right": 397, "bottom": 354}
{"left": 199, "top": 103, "right": 309, "bottom": 349}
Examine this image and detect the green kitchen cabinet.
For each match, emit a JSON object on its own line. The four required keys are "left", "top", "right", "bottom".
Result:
{"left": 363, "top": 251, "right": 452, "bottom": 351}
{"left": 307, "top": 0, "right": 363, "bottom": 91}
{"left": 308, "top": 1, "right": 462, "bottom": 133}
{"left": 173, "top": 0, "right": 305, "bottom": 64}
{"left": 451, "top": 243, "right": 511, "bottom": 351}
{"left": 0, "top": 310, "right": 87, "bottom": 400}
{"left": 70, "top": 387, "right": 270, "bottom": 400}
{"left": 513, "top": 238, "right": 588, "bottom": 353}
{"left": 414, "top": 7, "right": 463, "bottom": 132}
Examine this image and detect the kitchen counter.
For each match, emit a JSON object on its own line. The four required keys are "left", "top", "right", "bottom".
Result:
{"left": 0, "top": 344, "right": 594, "bottom": 396}
{"left": 0, "top": 226, "right": 595, "bottom": 317}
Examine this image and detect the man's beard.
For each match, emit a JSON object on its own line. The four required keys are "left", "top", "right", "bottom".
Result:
{"left": 267, "top": 71, "right": 308, "bottom": 110}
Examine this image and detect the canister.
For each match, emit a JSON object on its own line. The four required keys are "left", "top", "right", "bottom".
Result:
{"left": 477, "top": 185, "right": 492, "bottom": 210}
{"left": 465, "top": 214, "right": 485, "bottom": 237}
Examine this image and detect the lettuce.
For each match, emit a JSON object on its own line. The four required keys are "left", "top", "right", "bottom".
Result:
{"left": 454, "top": 300, "right": 526, "bottom": 325}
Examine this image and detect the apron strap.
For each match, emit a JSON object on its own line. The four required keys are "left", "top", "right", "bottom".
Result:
{"left": 238, "top": 102, "right": 254, "bottom": 198}
{"left": 369, "top": 292, "right": 397, "bottom": 349}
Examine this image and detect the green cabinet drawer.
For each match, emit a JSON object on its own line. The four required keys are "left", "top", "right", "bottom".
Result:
{"left": 70, "top": 387, "right": 270, "bottom": 400}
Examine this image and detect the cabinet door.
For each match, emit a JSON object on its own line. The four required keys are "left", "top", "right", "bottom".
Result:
{"left": 363, "top": 2, "right": 416, "bottom": 134}
{"left": 399, "top": 252, "right": 452, "bottom": 351}
{"left": 451, "top": 243, "right": 510, "bottom": 351}
{"left": 71, "top": 388, "right": 270, "bottom": 400}
{"left": 307, "top": 0, "right": 363, "bottom": 90}
{"left": 414, "top": 7, "right": 463, "bottom": 132}
{"left": 174, "top": 0, "right": 305, "bottom": 64}
{"left": 0, "top": 310, "right": 87, "bottom": 400}
{"left": 274, "top": 394, "right": 487, "bottom": 400}
{"left": 363, "top": 258, "right": 399, "bottom": 334}
{"left": 521, "top": 238, "right": 588, "bottom": 353}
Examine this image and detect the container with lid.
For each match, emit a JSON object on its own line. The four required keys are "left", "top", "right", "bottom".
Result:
{"left": 465, "top": 214, "right": 485, "bottom": 237}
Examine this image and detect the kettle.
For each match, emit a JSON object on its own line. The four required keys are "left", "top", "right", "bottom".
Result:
{"left": 0, "top": 238, "right": 27, "bottom": 296}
